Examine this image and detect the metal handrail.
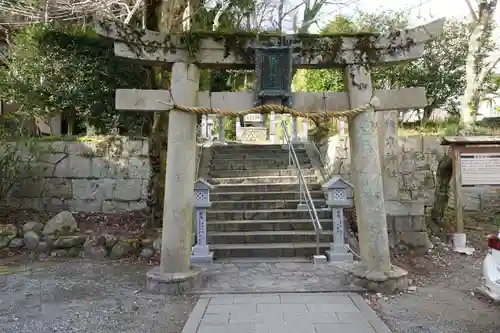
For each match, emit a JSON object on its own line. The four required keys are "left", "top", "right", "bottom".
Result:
{"left": 311, "top": 141, "right": 334, "bottom": 181}
{"left": 281, "top": 119, "right": 323, "bottom": 256}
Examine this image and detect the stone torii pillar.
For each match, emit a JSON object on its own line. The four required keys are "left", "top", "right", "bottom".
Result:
{"left": 344, "top": 65, "right": 407, "bottom": 289}
{"left": 146, "top": 62, "right": 202, "bottom": 293}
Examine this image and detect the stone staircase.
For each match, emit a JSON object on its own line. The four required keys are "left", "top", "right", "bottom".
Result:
{"left": 205, "top": 143, "right": 333, "bottom": 258}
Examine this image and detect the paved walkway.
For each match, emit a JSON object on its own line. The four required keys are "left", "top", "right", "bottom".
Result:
{"left": 181, "top": 293, "right": 392, "bottom": 333}
{"left": 193, "top": 259, "right": 363, "bottom": 293}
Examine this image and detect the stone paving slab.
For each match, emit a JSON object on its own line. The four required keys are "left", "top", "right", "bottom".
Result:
{"left": 192, "top": 260, "right": 364, "bottom": 293}
{"left": 181, "top": 293, "right": 392, "bottom": 333}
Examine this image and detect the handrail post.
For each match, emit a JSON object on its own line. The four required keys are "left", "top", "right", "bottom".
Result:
{"left": 281, "top": 119, "right": 326, "bottom": 264}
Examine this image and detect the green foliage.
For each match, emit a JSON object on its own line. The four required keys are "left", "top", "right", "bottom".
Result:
{"left": 0, "top": 130, "right": 39, "bottom": 205}
{"left": 0, "top": 24, "right": 149, "bottom": 135}
{"left": 295, "top": 11, "right": 473, "bottom": 124}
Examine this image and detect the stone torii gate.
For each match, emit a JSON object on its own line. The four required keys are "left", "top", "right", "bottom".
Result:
{"left": 96, "top": 18, "right": 444, "bottom": 293}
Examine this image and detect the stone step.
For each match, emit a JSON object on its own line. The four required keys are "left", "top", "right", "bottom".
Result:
{"left": 208, "top": 230, "right": 333, "bottom": 244}
{"left": 211, "top": 199, "right": 327, "bottom": 210}
{"left": 213, "top": 144, "right": 303, "bottom": 151}
{"left": 210, "top": 242, "right": 330, "bottom": 258}
{"left": 209, "top": 168, "right": 316, "bottom": 178}
{"left": 210, "top": 191, "right": 325, "bottom": 201}
{"left": 206, "top": 208, "right": 331, "bottom": 221}
{"left": 207, "top": 219, "right": 333, "bottom": 232}
{"left": 210, "top": 162, "right": 313, "bottom": 171}
{"left": 211, "top": 151, "right": 308, "bottom": 158}
{"left": 212, "top": 183, "right": 321, "bottom": 193}
{"left": 210, "top": 157, "right": 310, "bottom": 165}
{"left": 213, "top": 175, "right": 317, "bottom": 185}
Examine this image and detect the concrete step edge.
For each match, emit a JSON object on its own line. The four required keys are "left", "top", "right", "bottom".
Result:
{"left": 208, "top": 208, "right": 331, "bottom": 213}
{"left": 209, "top": 230, "right": 333, "bottom": 236}
{"left": 210, "top": 191, "right": 324, "bottom": 195}
{"left": 214, "top": 183, "right": 320, "bottom": 187}
{"left": 210, "top": 242, "right": 331, "bottom": 250}
{"left": 211, "top": 199, "right": 325, "bottom": 204}
{"left": 208, "top": 219, "right": 332, "bottom": 224}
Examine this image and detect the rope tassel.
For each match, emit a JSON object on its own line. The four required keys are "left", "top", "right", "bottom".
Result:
{"left": 156, "top": 96, "right": 380, "bottom": 120}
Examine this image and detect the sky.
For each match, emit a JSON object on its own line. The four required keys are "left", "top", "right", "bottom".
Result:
{"left": 309, "top": 0, "right": 500, "bottom": 31}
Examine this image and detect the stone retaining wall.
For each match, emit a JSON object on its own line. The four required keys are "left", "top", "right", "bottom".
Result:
{"left": 319, "top": 132, "right": 500, "bottom": 252}
{"left": 5, "top": 138, "right": 150, "bottom": 213}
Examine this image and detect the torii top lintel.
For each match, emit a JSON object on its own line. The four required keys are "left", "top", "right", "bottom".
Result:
{"left": 95, "top": 18, "right": 445, "bottom": 69}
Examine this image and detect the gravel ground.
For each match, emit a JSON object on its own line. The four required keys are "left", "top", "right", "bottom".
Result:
{"left": 0, "top": 257, "right": 198, "bottom": 333}
{"left": 370, "top": 236, "right": 500, "bottom": 333}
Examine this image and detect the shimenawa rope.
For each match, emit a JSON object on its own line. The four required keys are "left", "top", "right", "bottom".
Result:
{"left": 156, "top": 96, "right": 380, "bottom": 120}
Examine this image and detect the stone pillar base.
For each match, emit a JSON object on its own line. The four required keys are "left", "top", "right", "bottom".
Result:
{"left": 348, "top": 263, "right": 408, "bottom": 293}
{"left": 146, "top": 266, "right": 202, "bottom": 295}
{"left": 326, "top": 249, "right": 353, "bottom": 263}
{"left": 191, "top": 245, "right": 214, "bottom": 264}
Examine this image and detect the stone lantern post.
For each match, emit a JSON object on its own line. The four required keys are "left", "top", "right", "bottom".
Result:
{"left": 322, "top": 175, "right": 354, "bottom": 263}
{"left": 190, "top": 178, "right": 214, "bottom": 264}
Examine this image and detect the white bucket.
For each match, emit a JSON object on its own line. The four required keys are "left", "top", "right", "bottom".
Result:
{"left": 453, "top": 233, "right": 467, "bottom": 249}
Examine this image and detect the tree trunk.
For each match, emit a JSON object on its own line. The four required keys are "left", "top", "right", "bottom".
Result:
{"left": 430, "top": 154, "right": 453, "bottom": 231}
{"left": 145, "top": 0, "right": 188, "bottom": 227}
{"left": 460, "top": 0, "right": 498, "bottom": 130}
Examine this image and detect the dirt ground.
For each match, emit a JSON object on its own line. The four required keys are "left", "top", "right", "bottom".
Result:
{"left": 370, "top": 216, "right": 500, "bottom": 333}
{"left": 0, "top": 257, "right": 198, "bottom": 333}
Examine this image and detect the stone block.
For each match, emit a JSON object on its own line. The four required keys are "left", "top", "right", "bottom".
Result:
{"left": 29, "top": 162, "right": 55, "bottom": 177}
{"left": 50, "top": 141, "right": 67, "bottom": 153}
{"left": 72, "top": 179, "right": 115, "bottom": 200}
{"left": 399, "top": 231, "right": 428, "bottom": 248}
{"left": 45, "top": 198, "right": 70, "bottom": 211}
{"left": 66, "top": 142, "right": 96, "bottom": 156}
{"left": 410, "top": 216, "right": 426, "bottom": 231}
{"left": 11, "top": 179, "right": 44, "bottom": 198}
{"left": 122, "top": 140, "right": 144, "bottom": 157}
{"left": 112, "top": 158, "right": 129, "bottom": 178}
{"left": 113, "top": 179, "right": 143, "bottom": 201}
{"left": 102, "top": 200, "right": 131, "bottom": 213}
{"left": 129, "top": 201, "right": 147, "bottom": 211}
{"left": 69, "top": 199, "right": 102, "bottom": 212}
{"left": 44, "top": 178, "right": 72, "bottom": 198}
{"left": 393, "top": 216, "right": 411, "bottom": 232}
{"left": 91, "top": 157, "right": 113, "bottom": 178}
{"left": 53, "top": 155, "right": 92, "bottom": 178}
{"left": 127, "top": 157, "right": 150, "bottom": 178}
{"left": 38, "top": 153, "right": 67, "bottom": 165}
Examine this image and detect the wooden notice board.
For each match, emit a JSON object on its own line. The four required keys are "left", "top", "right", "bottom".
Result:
{"left": 441, "top": 136, "right": 500, "bottom": 233}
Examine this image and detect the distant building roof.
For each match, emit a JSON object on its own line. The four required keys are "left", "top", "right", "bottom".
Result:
{"left": 441, "top": 136, "right": 500, "bottom": 146}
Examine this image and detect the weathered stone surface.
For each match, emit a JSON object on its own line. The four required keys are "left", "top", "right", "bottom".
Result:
{"left": 72, "top": 179, "right": 115, "bottom": 200}
{"left": 43, "top": 178, "right": 72, "bottom": 198}
{"left": 53, "top": 155, "right": 92, "bottom": 178}
{"left": 24, "top": 231, "right": 40, "bottom": 250}
{"left": 8, "top": 238, "right": 24, "bottom": 249}
{"left": 83, "top": 246, "right": 107, "bottom": 259}
{"left": 153, "top": 238, "right": 162, "bottom": 252}
{"left": 38, "top": 241, "right": 50, "bottom": 253}
{"left": 103, "top": 234, "right": 118, "bottom": 249}
{"left": 140, "top": 248, "right": 154, "bottom": 259}
{"left": 23, "top": 221, "right": 44, "bottom": 235}
{"left": 113, "top": 179, "right": 142, "bottom": 201}
{"left": 91, "top": 158, "right": 113, "bottom": 178}
{"left": 67, "top": 247, "right": 82, "bottom": 257}
{"left": 53, "top": 235, "right": 86, "bottom": 248}
{"left": 51, "top": 249, "right": 69, "bottom": 257}
{"left": 110, "top": 241, "right": 136, "bottom": 259}
{"left": 43, "top": 211, "right": 78, "bottom": 235}
{"left": 0, "top": 224, "right": 18, "bottom": 248}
